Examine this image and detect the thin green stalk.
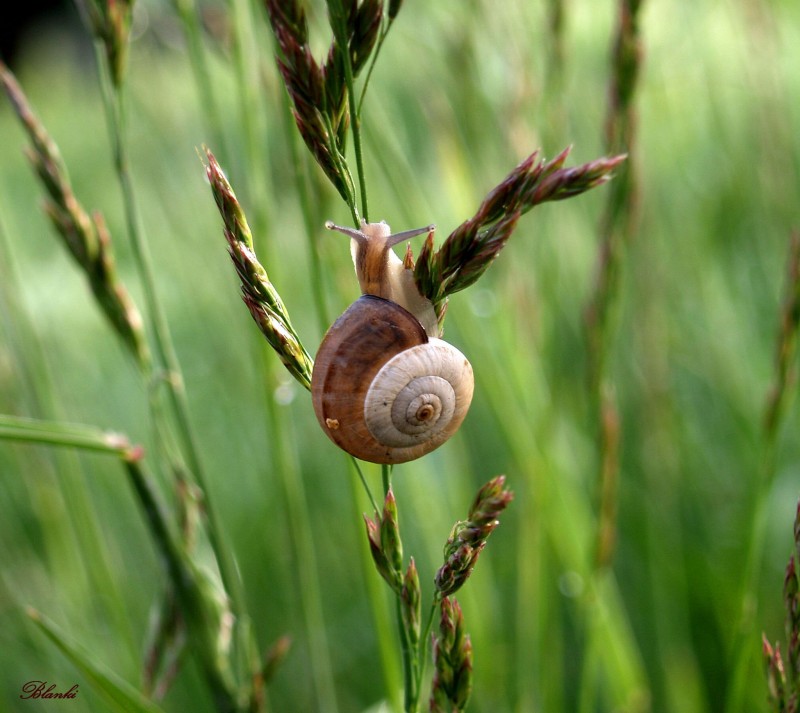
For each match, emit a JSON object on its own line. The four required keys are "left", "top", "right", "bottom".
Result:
{"left": 262, "top": 353, "right": 338, "bottom": 713}
{"left": 410, "top": 603, "right": 437, "bottom": 713}
{"left": 91, "top": 41, "right": 246, "bottom": 625}
{"left": 344, "top": 63, "right": 369, "bottom": 222}
{"left": 356, "top": 21, "right": 393, "bottom": 118}
{"left": 283, "top": 90, "right": 331, "bottom": 331}
{"left": 727, "top": 233, "right": 800, "bottom": 712}
{"left": 228, "top": 0, "right": 272, "bottom": 242}
{"left": 352, "top": 458, "right": 380, "bottom": 515}
{"left": 0, "top": 414, "right": 135, "bottom": 456}
{"left": 382, "top": 463, "right": 392, "bottom": 496}
{"left": 349, "top": 460, "right": 402, "bottom": 712}
{"left": 94, "top": 46, "right": 199, "bottom": 481}
{"left": 396, "top": 588, "right": 416, "bottom": 712}
{"left": 328, "top": 0, "right": 369, "bottom": 221}
{"left": 586, "top": 0, "right": 643, "bottom": 570}
{"left": 173, "top": 0, "right": 229, "bottom": 167}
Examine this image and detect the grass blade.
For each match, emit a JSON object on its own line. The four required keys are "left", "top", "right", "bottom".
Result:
{"left": 27, "top": 608, "right": 165, "bottom": 713}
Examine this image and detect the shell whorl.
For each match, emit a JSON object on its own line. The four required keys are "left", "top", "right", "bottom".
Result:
{"left": 311, "top": 295, "right": 474, "bottom": 464}
{"left": 364, "top": 340, "right": 472, "bottom": 449}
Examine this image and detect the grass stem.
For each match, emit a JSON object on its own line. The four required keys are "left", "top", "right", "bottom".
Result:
{"left": 726, "top": 232, "right": 800, "bottom": 712}
{"left": 91, "top": 38, "right": 248, "bottom": 650}
{"left": 262, "top": 354, "right": 339, "bottom": 713}
{"left": 172, "top": 0, "right": 228, "bottom": 167}
{"left": 0, "top": 414, "right": 135, "bottom": 456}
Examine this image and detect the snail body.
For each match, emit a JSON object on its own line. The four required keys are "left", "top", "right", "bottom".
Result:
{"left": 311, "top": 221, "right": 474, "bottom": 464}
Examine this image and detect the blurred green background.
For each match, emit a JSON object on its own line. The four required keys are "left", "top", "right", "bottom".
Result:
{"left": 1, "top": 0, "right": 799, "bottom": 711}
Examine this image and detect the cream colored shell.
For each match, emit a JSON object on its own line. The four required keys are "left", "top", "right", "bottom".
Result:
{"left": 364, "top": 339, "right": 473, "bottom": 451}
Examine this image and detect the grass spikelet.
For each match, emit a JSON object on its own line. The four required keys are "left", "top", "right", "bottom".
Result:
{"left": 429, "top": 597, "right": 473, "bottom": 713}
{"left": 267, "top": 0, "right": 395, "bottom": 219}
{"left": 205, "top": 149, "right": 314, "bottom": 390}
{"left": 434, "top": 475, "right": 514, "bottom": 599}
{"left": 267, "top": 0, "right": 355, "bottom": 208}
{"left": 0, "top": 60, "right": 149, "bottom": 367}
{"left": 363, "top": 488, "right": 404, "bottom": 592}
{"left": 74, "top": 0, "right": 135, "bottom": 87}
{"left": 413, "top": 149, "right": 625, "bottom": 326}
{"left": 401, "top": 558, "right": 421, "bottom": 649}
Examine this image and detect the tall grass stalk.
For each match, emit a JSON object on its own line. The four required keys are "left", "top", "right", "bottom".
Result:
{"left": 327, "top": 0, "right": 370, "bottom": 221}
{"left": 578, "top": 1, "right": 644, "bottom": 709}
{"left": 88, "top": 35, "right": 247, "bottom": 627}
{"left": 586, "top": 0, "right": 643, "bottom": 570}
{"left": 229, "top": 0, "right": 274, "bottom": 242}
{"left": 261, "top": 363, "right": 340, "bottom": 712}
{"left": 170, "top": 0, "right": 228, "bottom": 169}
{"left": 728, "top": 232, "right": 800, "bottom": 712}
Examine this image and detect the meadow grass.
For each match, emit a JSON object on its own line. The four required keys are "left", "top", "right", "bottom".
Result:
{"left": 0, "top": 0, "right": 799, "bottom": 711}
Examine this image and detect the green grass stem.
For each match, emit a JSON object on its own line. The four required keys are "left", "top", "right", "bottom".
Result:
{"left": 0, "top": 414, "right": 136, "bottom": 456}
{"left": 171, "top": 0, "right": 229, "bottom": 168}
{"left": 261, "top": 355, "right": 339, "bottom": 713}
{"left": 91, "top": 39, "right": 248, "bottom": 634}
{"left": 284, "top": 92, "right": 331, "bottom": 332}
{"left": 727, "top": 233, "right": 800, "bottom": 713}
{"left": 327, "top": 0, "right": 370, "bottom": 222}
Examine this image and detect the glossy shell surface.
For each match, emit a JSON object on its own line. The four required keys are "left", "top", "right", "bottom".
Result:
{"left": 311, "top": 295, "right": 473, "bottom": 464}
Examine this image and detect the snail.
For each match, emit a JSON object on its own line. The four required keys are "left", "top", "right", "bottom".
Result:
{"left": 311, "top": 220, "right": 474, "bottom": 464}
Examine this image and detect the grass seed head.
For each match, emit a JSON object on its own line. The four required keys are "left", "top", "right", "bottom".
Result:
{"left": 413, "top": 150, "right": 626, "bottom": 328}
{"left": 206, "top": 150, "right": 314, "bottom": 390}
{"left": 430, "top": 597, "right": 473, "bottom": 712}
{"left": 434, "top": 475, "right": 513, "bottom": 599}
{"left": 0, "top": 61, "right": 149, "bottom": 367}
{"left": 74, "top": 0, "right": 135, "bottom": 87}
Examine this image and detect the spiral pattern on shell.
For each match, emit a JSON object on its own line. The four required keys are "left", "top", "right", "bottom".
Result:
{"left": 311, "top": 296, "right": 474, "bottom": 464}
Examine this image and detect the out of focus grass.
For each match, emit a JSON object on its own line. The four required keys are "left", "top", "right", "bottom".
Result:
{"left": 1, "top": 1, "right": 798, "bottom": 711}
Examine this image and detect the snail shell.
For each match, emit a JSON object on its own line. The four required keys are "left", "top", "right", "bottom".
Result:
{"left": 311, "top": 295, "right": 474, "bottom": 464}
